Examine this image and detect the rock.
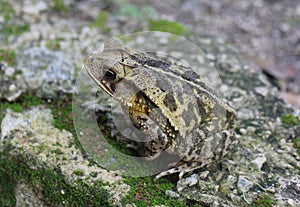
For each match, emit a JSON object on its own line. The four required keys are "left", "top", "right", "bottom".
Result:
{"left": 15, "top": 181, "right": 46, "bottom": 207}
{"left": 16, "top": 47, "right": 75, "bottom": 98}
{"left": 254, "top": 86, "right": 269, "bottom": 97}
{"left": 251, "top": 155, "right": 267, "bottom": 170}
{"left": 5, "top": 67, "right": 15, "bottom": 77}
{"left": 177, "top": 174, "right": 198, "bottom": 193}
{"left": 0, "top": 62, "right": 25, "bottom": 101}
{"left": 0, "top": 106, "right": 130, "bottom": 206}
{"left": 165, "top": 190, "right": 180, "bottom": 199}
{"left": 237, "top": 176, "right": 254, "bottom": 193}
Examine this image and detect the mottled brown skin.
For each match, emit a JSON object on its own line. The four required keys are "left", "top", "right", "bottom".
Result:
{"left": 84, "top": 38, "right": 236, "bottom": 180}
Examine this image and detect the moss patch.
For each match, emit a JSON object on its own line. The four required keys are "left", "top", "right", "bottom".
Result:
{"left": 89, "top": 11, "right": 111, "bottom": 33}
{"left": 281, "top": 114, "right": 299, "bottom": 126}
{"left": 293, "top": 138, "right": 300, "bottom": 155}
{"left": 49, "top": 93, "right": 84, "bottom": 151}
{"left": 0, "top": 49, "right": 16, "bottom": 66}
{"left": 45, "top": 39, "right": 61, "bottom": 51}
{"left": 51, "top": 0, "right": 69, "bottom": 12}
{"left": 148, "top": 19, "right": 189, "bottom": 35}
{"left": 253, "top": 194, "right": 273, "bottom": 207}
{"left": 0, "top": 1, "right": 29, "bottom": 42}
{"left": 0, "top": 154, "right": 112, "bottom": 206}
{"left": 122, "top": 176, "right": 187, "bottom": 206}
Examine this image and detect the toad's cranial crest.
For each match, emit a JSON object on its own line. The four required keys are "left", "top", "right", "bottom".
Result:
{"left": 84, "top": 37, "right": 236, "bottom": 180}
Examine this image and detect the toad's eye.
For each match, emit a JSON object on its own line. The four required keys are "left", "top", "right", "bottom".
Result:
{"left": 103, "top": 69, "right": 117, "bottom": 82}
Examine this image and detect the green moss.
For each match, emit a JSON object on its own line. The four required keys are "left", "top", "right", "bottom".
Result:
{"left": 0, "top": 1, "right": 29, "bottom": 42}
{"left": 0, "top": 94, "right": 42, "bottom": 125}
{"left": 122, "top": 177, "right": 188, "bottom": 206}
{"left": 52, "top": 0, "right": 68, "bottom": 12}
{"left": 2, "top": 24, "right": 29, "bottom": 37}
{"left": 148, "top": 19, "right": 189, "bottom": 35}
{"left": 253, "top": 194, "right": 273, "bottom": 207}
{"left": 50, "top": 94, "right": 84, "bottom": 153}
{"left": 281, "top": 114, "right": 299, "bottom": 126}
{"left": 89, "top": 11, "right": 111, "bottom": 33}
{"left": 45, "top": 39, "right": 61, "bottom": 50}
{"left": 0, "top": 49, "right": 16, "bottom": 66}
{"left": 73, "top": 169, "right": 84, "bottom": 176}
{"left": 0, "top": 1, "right": 14, "bottom": 21}
{"left": 0, "top": 154, "right": 112, "bottom": 206}
{"left": 293, "top": 138, "right": 300, "bottom": 155}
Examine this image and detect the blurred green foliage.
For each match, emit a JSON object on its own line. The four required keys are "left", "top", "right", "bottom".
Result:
{"left": 89, "top": 11, "right": 111, "bottom": 33}
{"left": 0, "top": 49, "right": 16, "bottom": 66}
{"left": 148, "top": 19, "right": 188, "bottom": 35}
{"left": 52, "top": 0, "right": 69, "bottom": 11}
{"left": 0, "top": 1, "right": 29, "bottom": 42}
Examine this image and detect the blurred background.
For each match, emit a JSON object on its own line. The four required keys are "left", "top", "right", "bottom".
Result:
{"left": 1, "top": 0, "right": 300, "bottom": 109}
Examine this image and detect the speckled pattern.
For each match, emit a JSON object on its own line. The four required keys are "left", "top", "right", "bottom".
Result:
{"left": 84, "top": 38, "right": 236, "bottom": 180}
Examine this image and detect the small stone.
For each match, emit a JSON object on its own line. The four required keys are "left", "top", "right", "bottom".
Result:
{"left": 199, "top": 170, "right": 210, "bottom": 179}
{"left": 165, "top": 190, "right": 180, "bottom": 199}
{"left": 287, "top": 199, "right": 296, "bottom": 206}
{"left": 237, "top": 176, "right": 253, "bottom": 193}
{"left": 177, "top": 174, "right": 198, "bottom": 192}
{"left": 251, "top": 155, "right": 267, "bottom": 170}
{"left": 254, "top": 87, "right": 268, "bottom": 97}
{"left": 247, "top": 126, "right": 256, "bottom": 133}
{"left": 206, "top": 53, "right": 216, "bottom": 61}
{"left": 239, "top": 128, "right": 247, "bottom": 135}
{"left": 5, "top": 67, "right": 15, "bottom": 77}
{"left": 9, "top": 84, "right": 17, "bottom": 92}
{"left": 266, "top": 186, "right": 276, "bottom": 194}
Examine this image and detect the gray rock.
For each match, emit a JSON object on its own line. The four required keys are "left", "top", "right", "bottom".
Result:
{"left": 177, "top": 174, "right": 198, "bottom": 193}
{"left": 16, "top": 47, "right": 75, "bottom": 97}
{"left": 15, "top": 181, "right": 46, "bottom": 207}
{"left": 251, "top": 154, "right": 267, "bottom": 170}
{"left": 0, "top": 62, "right": 25, "bottom": 101}
{"left": 237, "top": 176, "right": 254, "bottom": 193}
{"left": 165, "top": 190, "right": 180, "bottom": 199}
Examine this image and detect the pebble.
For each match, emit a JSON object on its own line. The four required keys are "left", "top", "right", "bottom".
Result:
{"left": 239, "top": 128, "right": 247, "bottom": 135}
{"left": 254, "top": 87, "right": 269, "bottom": 97}
{"left": 5, "top": 67, "right": 15, "bottom": 77}
{"left": 177, "top": 174, "right": 198, "bottom": 192}
{"left": 251, "top": 155, "right": 267, "bottom": 170}
{"left": 237, "top": 176, "right": 253, "bottom": 193}
{"left": 206, "top": 53, "right": 216, "bottom": 61}
{"left": 199, "top": 170, "right": 210, "bottom": 179}
{"left": 165, "top": 190, "right": 180, "bottom": 199}
{"left": 9, "top": 84, "right": 16, "bottom": 92}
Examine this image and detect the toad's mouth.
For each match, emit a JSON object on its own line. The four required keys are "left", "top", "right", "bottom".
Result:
{"left": 84, "top": 64, "right": 115, "bottom": 97}
{"left": 99, "top": 79, "right": 116, "bottom": 97}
